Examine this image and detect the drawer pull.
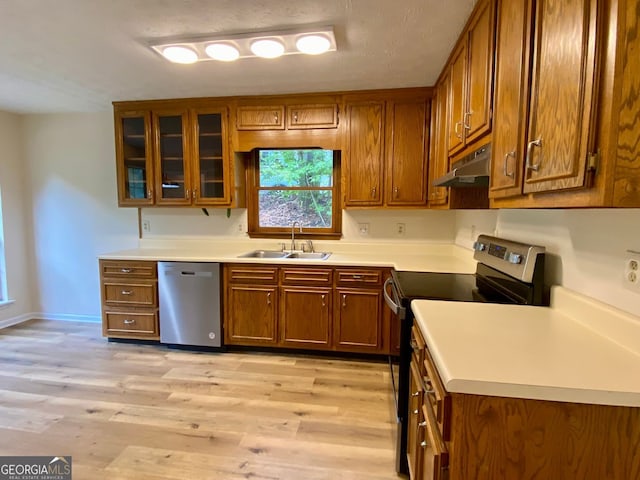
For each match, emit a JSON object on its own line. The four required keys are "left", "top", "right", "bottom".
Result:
{"left": 352, "top": 274, "right": 363, "bottom": 279}
{"left": 419, "top": 421, "right": 427, "bottom": 428}
{"left": 123, "top": 319, "right": 136, "bottom": 325}
{"left": 413, "top": 409, "right": 419, "bottom": 415}
{"left": 121, "top": 290, "right": 133, "bottom": 295}
{"left": 412, "top": 391, "right": 421, "bottom": 397}
{"left": 410, "top": 340, "right": 419, "bottom": 350}
{"left": 421, "top": 440, "right": 428, "bottom": 449}
{"left": 120, "top": 268, "right": 132, "bottom": 273}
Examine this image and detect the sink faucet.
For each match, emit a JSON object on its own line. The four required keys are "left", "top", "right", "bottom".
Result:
{"left": 291, "top": 221, "right": 302, "bottom": 251}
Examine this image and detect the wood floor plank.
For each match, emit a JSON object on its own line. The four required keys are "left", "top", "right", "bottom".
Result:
{"left": 0, "top": 319, "right": 399, "bottom": 479}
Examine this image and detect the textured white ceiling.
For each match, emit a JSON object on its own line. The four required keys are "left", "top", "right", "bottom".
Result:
{"left": 0, "top": 0, "right": 477, "bottom": 114}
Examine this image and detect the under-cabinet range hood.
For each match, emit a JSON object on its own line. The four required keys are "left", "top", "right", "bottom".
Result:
{"left": 433, "top": 144, "right": 491, "bottom": 187}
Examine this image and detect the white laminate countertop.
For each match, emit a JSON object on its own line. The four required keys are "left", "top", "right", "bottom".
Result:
{"left": 411, "top": 286, "right": 640, "bottom": 407}
{"left": 99, "top": 239, "right": 477, "bottom": 273}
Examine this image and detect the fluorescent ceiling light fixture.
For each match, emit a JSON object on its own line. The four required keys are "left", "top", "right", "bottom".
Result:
{"left": 150, "top": 26, "right": 336, "bottom": 63}
{"left": 205, "top": 43, "right": 240, "bottom": 61}
{"left": 161, "top": 46, "right": 198, "bottom": 64}
{"left": 296, "top": 34, "right": 331, "bottom": 55}
{"left": 250, "top": 38, "right": 285, "bottom": 58}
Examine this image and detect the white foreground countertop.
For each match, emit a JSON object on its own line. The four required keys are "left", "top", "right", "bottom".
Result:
{"left": 412, "top": 286, "right": 640, "bottom": 407}
{"left": 99, "top": 238, "right": 477, "bottom": 273}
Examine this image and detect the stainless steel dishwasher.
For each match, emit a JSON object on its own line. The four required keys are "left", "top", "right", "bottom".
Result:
{"left": 158, "top": 262, "right": 221, "bottom": 347}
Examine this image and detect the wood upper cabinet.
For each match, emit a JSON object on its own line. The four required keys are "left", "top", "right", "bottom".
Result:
{"left": 343, "top": 93, "right": 430, "bottom": 208}
{"left": 343, "top": 101, "right": 385, "bottom": 206}
{"left": 385, "top": 98, "right": 430, "bottom": 206}
{"left": 287, "top": 104, "right": 338, "bottom": 129}
{"left": 489, "top": 0, "right": 531, "bottom": 199}
{"left": 523, "top": 0, "right": 599, "bottom": 194}
{"left": 236, "top": 103, "right": 338, "bottom": 130}
{"left": 236, "top": 105, "right": 285, "bottom": 130}
{"left": 113, "top": 101, "right": 238, "bottom": 208}
{"left": 428, "top": 76, "right": 450, "bottom": 207}
{"left": 447, "top": 0, "right": 495, "bottom": 156}
{"left": 153, "top": 108, "right": 191, "bottom": 205}
{"left": 114, "top": 111, "right": 154, "bottom": 206}
{"left": 490, "top": 0, "right": 600, "bottom": 200}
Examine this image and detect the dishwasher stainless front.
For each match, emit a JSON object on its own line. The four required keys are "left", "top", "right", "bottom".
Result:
{"left": 158, "top": 262, "right": 221, "bottom": 347}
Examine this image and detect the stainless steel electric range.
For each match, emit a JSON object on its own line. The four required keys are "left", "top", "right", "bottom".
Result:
{"left": 383, "top": 235, "right": 547, "bottom": 475}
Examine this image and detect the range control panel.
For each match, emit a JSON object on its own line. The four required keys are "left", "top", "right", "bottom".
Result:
{"left": 473, "top": 235, "right": 545, "bottom": 283}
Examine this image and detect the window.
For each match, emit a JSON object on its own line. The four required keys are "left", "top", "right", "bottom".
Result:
{"left": 0, "top": 188, "right": 7, "bottom": 303}
{"left": 247, "top": 149, "right": 341, "bottom": 238}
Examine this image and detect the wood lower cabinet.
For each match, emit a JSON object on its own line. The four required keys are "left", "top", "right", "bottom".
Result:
{"left": 281, "top": 287, "right": 332, "bottom": 348}
{"left": 407, "top": 324, "right": 640, "bottom": 480}
{"left": 223, "top": 264, "right": 390, "bottom": 354}
{"left": 100, "top": 260, "right": 159, "bottom": 340}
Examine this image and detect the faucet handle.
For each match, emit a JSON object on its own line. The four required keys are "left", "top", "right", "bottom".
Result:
{"left": 280, "top": 242, "right": 287, "bottom": 252}
{"left": 303, "top": 240, "right": 314, "bottom": 253}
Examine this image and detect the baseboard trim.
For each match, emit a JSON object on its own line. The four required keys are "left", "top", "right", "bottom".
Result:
{"left": 0, "top": 313, "right": 36, "bottom": 329}
{"left": 32, "top": 312, "right": 101, "bottom": 323}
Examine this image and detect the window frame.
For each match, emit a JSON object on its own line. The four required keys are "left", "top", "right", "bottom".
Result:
{"left": 0, "top": 187, "right": 7, "bottom": 303}
{"left": 246, "top": 148, "right": 342, "bottom": 239}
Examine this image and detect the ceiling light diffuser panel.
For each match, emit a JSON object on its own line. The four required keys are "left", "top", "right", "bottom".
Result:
{"left": 150, "top": 26, "right": 336, "bottom": 64}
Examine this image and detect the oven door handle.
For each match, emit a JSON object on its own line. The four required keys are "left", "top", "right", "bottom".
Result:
{"left": 383, "top": 277, "right": 406, "bottom": 320}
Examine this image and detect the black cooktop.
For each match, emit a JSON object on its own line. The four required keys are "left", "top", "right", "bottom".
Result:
{"left": 391, "top": 270, "right": 478, "bottom": 302}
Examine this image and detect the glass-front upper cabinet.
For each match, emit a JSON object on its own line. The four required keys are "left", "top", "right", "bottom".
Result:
{"left": 153, "top": 109, "right": 191, "bottom": 205}
{"left": 114, "top": 111, "right": 154, "bottom": 206}
{"left": 193, "top": 108, "right": 230, "bottom": 205}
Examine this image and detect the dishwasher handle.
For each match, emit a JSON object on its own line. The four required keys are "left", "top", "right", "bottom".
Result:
{"left": 163, "top": 270, "right": 214, "bottom": 278}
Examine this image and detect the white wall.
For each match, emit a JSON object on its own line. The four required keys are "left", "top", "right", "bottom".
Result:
{"left": 22, "top": 112, "right": 139, "bottom": 321}
{"left": 142, "top": 207, "right": 457, "bottom": 243}
{"left": 0, "top": 111, "right": 36, "bottom": 325}
{"left": 456, "top": 209, "right": 640, "bottom": 317}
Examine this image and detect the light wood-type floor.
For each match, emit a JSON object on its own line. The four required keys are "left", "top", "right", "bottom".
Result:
{"left": 0, "top": 320, "right": 400, "bottom": 479}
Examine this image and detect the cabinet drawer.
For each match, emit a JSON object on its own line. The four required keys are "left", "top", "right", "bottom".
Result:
{"left": 104, "top": 310, "right": 158, "bottom": 336}
{"left": 335, "top": 269, "right": 383, "bottom": 286}
{"left": 103, "top": 281, "right": 157, "bottom": 307}
{"left": 226, "top": 265, "right": 279, "bottom": 284}
{"left": 281, "top": 267, "right": 332, "bottom": 285}
{"left": 424, "top": 345, "right": 451, "bottom": 440}
{"left": 100, "top": 260, "right": 157, "bottom": 279}
{"left": 411, "top": 325, "right": 426, "bottom": 372}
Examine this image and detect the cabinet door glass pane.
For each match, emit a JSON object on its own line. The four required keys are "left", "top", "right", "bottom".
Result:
{"left": 158, "top": 115, "right": 186, "bottom": 199}
{"left": 197, "top": 113, "right": 225, "bottom": 199}
{"left": 122, "top": 117, "right": 149, "bottom": 200}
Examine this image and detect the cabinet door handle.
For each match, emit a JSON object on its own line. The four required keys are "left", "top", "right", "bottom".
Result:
{"left": 192, "top": 188, "right": 197, "bottom": 200}
{"left": 321, "top": 294, "right": 326, "bottom": 307}
{"left": 123, "top": 319, "right": 136, "bottom": 325}
{"left": 419, "top": 421, "right": 427, "bottom": 428}
{"left": 147, "top": 189, "right": 153, "bottom": 201}
{"left": 421, "top": 440, "right": 428, "bottom": 448}
{"left": 293, "top": 112, "right": 298, "bottom": 123}
{"left": 267, "top": 292, "right": 272, "bottom": 305}
{"left": 413, "top": 409, "right": 419, "bottom": 415}
{"left": 393, "top": 186, "right": 399, "bottom": 198}
{"left": 463, "top": 111, "right": 472, "bottom": 130}
{"left": 526, "top": 139, "right": 542, "bottom": 172}
{"left": 185, "top": 188, "right": 190, "bottom": 199}
{"left": 503, "top": 151, "right": 516, "bottom": 178}
{"left": 371, "top": 186, "right": 377, "bottom": 198}
{"left": 412, "top": 391, "right": 420, "bottom": 397}
{"left": 342, "top": 294, "right": 347, "bottom": 308}
{"left": 120, "top": 268, "right": 132, "bottom": 273}
{"left": 274, "top": 112, "right": 279, "bottom": 124}
{"left": 121, "top": 290, "right": 132, "bottom": 295}
{"left": 454, "top": 121, "right": 463, "bottom": 139}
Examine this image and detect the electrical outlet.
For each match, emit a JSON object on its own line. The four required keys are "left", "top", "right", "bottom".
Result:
{"left": 142, "top": 220, "right": 151, "bottom": 233}
{"left": 623, "top": 252, "right": 640, "bottom": 292}
{"left": 358, "top": 223, "right": 370, "bottom": 236}
{"left": 237, "top": 223, "right": 244, "bottom": 233}
{"left": 397, "top": 223, "right": 406, "bottom": 236}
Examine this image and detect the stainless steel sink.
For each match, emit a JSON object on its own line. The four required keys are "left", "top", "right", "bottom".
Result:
{"left": 286, "top": 252, "right": 332, "bottom": 260}
{"left": 237, "top": 250, "right": 332, "bottom": 260}
{"left": 237, "top": 250, "right": 290, "bottom": 259}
